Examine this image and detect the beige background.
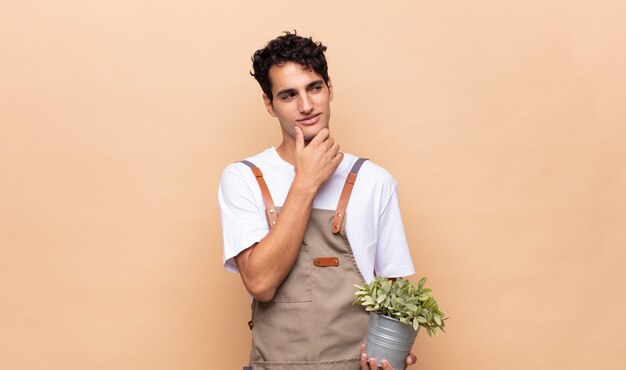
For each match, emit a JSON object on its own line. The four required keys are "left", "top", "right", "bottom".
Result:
{"left": 1, "top": 1, "right": 625, "bottom": 369}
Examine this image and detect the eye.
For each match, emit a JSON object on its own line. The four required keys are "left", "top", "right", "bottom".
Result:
{"left": 280, "top": 92, "right": 296, "bottom": 101}
{"left": 310, "top": 85, "right": 322, "bottom": 92}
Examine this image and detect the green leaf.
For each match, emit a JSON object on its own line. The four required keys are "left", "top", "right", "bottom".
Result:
{"left": 418, "top": 277, "right": 427, "bottom": 289}
{"left": 434, "top": 314, "right": 442, "bottom": 326}
{"left": 376, "top": 293, "right": 387, "bottom": 303}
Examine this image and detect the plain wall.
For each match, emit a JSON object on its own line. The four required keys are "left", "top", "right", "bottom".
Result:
{"left": 1, "top": 1, "right": 625, "bottom": 369}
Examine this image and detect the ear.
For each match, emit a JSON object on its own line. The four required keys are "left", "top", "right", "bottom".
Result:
{"left": 327, "top": 78, "right": 334, "bottom": 102}
{"left": 263, "top": 93, "right": 277, "bottom": 117}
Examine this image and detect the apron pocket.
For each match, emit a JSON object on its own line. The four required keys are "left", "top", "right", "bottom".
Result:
{"left": 272, "top": 243, "right": 312, "bottom": 303}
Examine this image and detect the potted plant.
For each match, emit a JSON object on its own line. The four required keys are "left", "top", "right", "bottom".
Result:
{"left": 354, "top": 276, "right": 446, "bottom": 369}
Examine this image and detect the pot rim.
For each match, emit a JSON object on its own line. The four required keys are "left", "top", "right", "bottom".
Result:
{"left": 369, "top": 312, "right": 420, "bottom": 332}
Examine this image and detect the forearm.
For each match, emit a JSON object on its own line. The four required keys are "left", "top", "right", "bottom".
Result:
{"left": 235, "top": 177, "right": 317, "bottom": 301}
{"left": 235, "top": 127, "right": 342, "bottom": 301}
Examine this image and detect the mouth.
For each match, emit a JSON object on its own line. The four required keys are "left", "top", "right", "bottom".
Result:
{"left": 297, "top": 113, "right": 322, "bottom": 126}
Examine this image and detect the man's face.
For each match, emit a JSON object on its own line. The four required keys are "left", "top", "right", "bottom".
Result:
{"left": 263, "top": 61, "right": 333, "bottom": 142}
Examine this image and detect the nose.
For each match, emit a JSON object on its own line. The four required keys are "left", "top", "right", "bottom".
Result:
{"left": 298, "top": 94, "right": 313, "bottom": 115}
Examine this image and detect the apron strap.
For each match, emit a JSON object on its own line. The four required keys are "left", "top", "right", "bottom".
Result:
{"left": 240, "top": 160, "right": 278, "bottom": 229}
{"left": 331, "top": 158, "right": 369, "bottom": 234}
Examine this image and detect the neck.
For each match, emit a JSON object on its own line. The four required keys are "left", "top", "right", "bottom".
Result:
{"left": 276, "top": 141, "right": 296, "bottom": 165}
{"left": 276, "top": 128, "right": 314, "bottom": 165}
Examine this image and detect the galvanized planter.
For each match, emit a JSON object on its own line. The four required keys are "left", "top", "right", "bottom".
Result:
{"left": 365, "top": 312, "right": 419, "bottom": 370}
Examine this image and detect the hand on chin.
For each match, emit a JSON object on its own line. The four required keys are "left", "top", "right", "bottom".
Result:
{"left": 297, "top": 125, "right": 325, "bottom": 142}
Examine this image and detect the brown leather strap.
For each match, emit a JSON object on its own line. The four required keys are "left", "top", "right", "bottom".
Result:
{"left": 313, "top": 257, "right": 339, "bottom": 267}
{"left": 240, "top": 160, "right": 278, "bottom": 229}
{"left": 332, "top": 158, "right": 368, "bottom": 234}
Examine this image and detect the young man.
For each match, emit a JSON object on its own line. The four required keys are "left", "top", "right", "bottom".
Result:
{"left": 218, "top": 31, "right": 417, "bottom": 370}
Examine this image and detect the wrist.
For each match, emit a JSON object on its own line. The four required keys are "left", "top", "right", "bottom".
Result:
{"left": 291, "top": 176, "right": 319, "bottom": 197}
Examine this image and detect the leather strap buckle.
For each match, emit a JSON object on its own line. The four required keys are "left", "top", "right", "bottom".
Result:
{"left": 313, "top": 257, "right": 339, "bottom": 267}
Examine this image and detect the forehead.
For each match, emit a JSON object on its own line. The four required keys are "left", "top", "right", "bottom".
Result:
{"left": 268, "top": 61, "right": 323, "bottom": 93}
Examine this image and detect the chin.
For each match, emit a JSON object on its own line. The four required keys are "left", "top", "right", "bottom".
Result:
{"left": 301, "top": 125, "right": 328, "bottom": 141}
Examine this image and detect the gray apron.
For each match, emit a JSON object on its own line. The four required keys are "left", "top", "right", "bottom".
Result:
{"left": 241, "top": 158, "right": 370, "bottom": 369}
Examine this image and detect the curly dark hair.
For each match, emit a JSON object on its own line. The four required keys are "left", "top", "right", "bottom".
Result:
{"left": 251, "top": 31, "right": 329, "bottom": 103}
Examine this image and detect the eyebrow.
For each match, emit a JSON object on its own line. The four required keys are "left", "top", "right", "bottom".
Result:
{"left": 276, "top": 80, "right": 324, "bottom": 97}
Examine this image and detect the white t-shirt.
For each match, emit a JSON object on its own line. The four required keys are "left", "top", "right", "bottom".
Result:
{"left": 218, "top": 147, "right": 415, "bottom": 283}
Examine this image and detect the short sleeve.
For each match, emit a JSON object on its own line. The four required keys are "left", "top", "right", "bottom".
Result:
{"left": 374, "top": 186, "right": 415, "bottom": 278}
{"left": 218, "top": 164, "right": 269, "bottom": 273}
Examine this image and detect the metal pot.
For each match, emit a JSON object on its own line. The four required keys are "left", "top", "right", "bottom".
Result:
{"left": 365, "top": 312, "right": 419, "bottom": 370}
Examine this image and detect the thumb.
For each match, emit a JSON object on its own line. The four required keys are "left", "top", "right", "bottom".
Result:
{"left": 294, "top": 125, "right": 305, "bottom": 152}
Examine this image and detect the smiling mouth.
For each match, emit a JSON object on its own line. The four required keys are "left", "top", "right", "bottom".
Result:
{"left": 297, "top": 113, "right": 322, "bottom": 125}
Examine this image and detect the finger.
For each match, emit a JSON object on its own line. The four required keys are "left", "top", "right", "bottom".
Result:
{"left": 330, "top": 151, "right": 344, "bottom": 169}
{"left": 380, "top": 359, "right": 394, "bottom": 370}
{"left": 294, "top": 126, "right": 305, "bottom": 152}
{"left": 405, "top": 352, "right": 417, "bottom": 366}
{"left": 369, "top": 358, "right": 378, "bottom": 369}
{"left": 310, "top": 128, "right": 330, "bottom": 146}
{"left": 322, "top": 136, "right": 334, "bottom": 150}
{"left": 360, "top": 345, "right": 369, "bottom": 370}
{"left": 329, "top": 143, "right": 340, "bottom": 157}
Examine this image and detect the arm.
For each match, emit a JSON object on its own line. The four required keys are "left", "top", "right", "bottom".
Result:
{"left": 234, "top": 127, "right": 342, "bottom": 302}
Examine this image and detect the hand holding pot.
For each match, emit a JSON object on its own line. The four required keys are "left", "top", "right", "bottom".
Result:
{"left": 360, "top": 344, "right": 417, "bottom": 370}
